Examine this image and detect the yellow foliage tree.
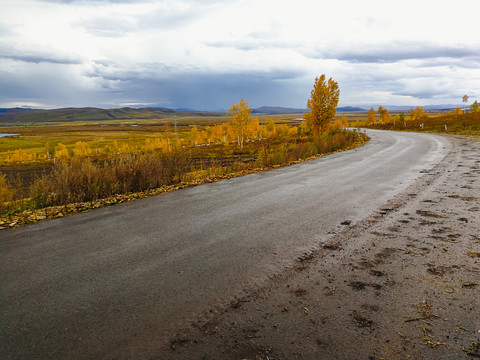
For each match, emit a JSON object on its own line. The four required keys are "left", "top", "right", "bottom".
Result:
{"left": 304, "top": 75, "right": 340, "bottom": 135}
{"left": 264, "top": 118, "right": 276, "bottom": 137}
{"left": 55, "top": 143, "right": 70, "bottom": 159}
{"left": 8, "top": 150, "right": 23, "bottom": 163}
{"left": 189, "top": 126, "right": 200, "bottom": 146}
{"left": 454, "top": 107, "right": 463, "bottom": 116}
{"left": 384, "top": 111, "right": 393, "bottom": 124}
{"left": 470, "top": 100, "right": 479, "bottom": 112}
{"left": 341, "top": 114, "right": 348, "bottom": 128}
{"left": 300, "top": 119, "right": 311, "bottom": 135}
{"left": 205, "top": 126, "right": 213, "bottom": 144}
{"left": 245, "top": 117, "right": 260, "bottom": 140}
{"left": 332, "top": 118, "right": 343, "bottom": 130}
{"left": 145, "top": 138, "right": 170, "bottom": 153}
{"left": 221, "top": 123, "right": 231, "bottom": 144}
{"left": 44, "top": 142, "right": 55, "bottom": 159}
{"left": 367, "top": 108, "right": 376, "bottom": 125}
{"left": 227, "top": 98, "right": 251, "bottom": 149}
{"left": 73, "top": 141, "right": 93, "bottom": 157}
{"left": 377, "top": 106, "right": 387, "bottom": 124}
{"left": 413, "top": 106, "right": 429, "bottom": 120}
{"left": 393, "top": 114, "right": 400, "bottom": 126}
{"left": 212, "top": 124, "right": 224, "bottom": 143}
{"left": 276, "top": 124, "right": 290, "bottom": 137}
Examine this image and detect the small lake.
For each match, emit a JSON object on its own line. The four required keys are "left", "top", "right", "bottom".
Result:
{"left": 0, "top": 133, "right": 19, "bottom": 138}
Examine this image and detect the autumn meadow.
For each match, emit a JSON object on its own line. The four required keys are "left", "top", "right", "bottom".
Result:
{"left": 0, "top": 76, "right": 371, "bottom": 226}
{"left": 2, "top": 74, "right": 479, "bottom": 228}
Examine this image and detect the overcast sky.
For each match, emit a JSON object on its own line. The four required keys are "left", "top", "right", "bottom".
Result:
{"left": 1, "top": 0, "right": 479, "bottom": 110}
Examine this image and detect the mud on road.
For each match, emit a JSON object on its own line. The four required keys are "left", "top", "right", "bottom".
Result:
{"left": 166, "top": 136, "right": 480, "bottom": 360}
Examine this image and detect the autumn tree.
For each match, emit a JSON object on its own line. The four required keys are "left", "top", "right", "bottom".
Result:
{"left": 367, "top": 108, "right": 376, "bottom": 125}
{"left": 332, "top": 118, "right": 343, "bottom": 130}
{"left": 227, "top": 98, "right": 251, "bottom": 149}
{"left": 264, "top": 118, "right": 276, "bottom": 137}
{"left": 245, "top": 117, "right": 260, "bottom": 140}
{"left": 377, "top": 106, "right": 387, "bottom": 124}
{"left": 393, "top": 114, "right": 400, "bottom": 126}
{"left": 412, "top": 106, "right": 428, "bottom": 121}
{"left": 408, "top": 108, "right": 415, "bottom": 121}
{"left": 454, "top": 107, "right": 463, "bottom": 116}
{"left": 463, "top": 95, "right": 469, "bottom": 111}
{"left": 470, "top": 100, "right": 479, "bottom": 112}
{"left": 384, "top": 110, "right": 392, "bottom": 124}
{"left": 341, "top": 114, "right": 348, "bottom": 128}
{"left": 304, "top": 75, "right": 340, "bottom": 135}
{"left": 44, "top": 142, "right": 55, "bottom": 159}
{"left": 221, "top": 123, "right": 230, "bottom": 144}
{"left": 189, "top": 126, "right": 200, "bottom": 146}
{"left": 73, "top": 141, "right": 92, "bottom": 157}
{"left": 300, "top": 119, "right": 311, "bottom": 135}
{"left": 205, "top": 126, "right": 213, "bottom": 144}
{"left": 55, "top": 143, "right": 70, "bottom": 159}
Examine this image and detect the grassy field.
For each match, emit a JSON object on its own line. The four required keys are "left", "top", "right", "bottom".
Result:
{"left": 0, "top": 113, "right": 304, "bottom": 165}
{"left": 0, "top": 111, "right": 367, "bottom": 221}
{"left": 356, "top": 110, "right": 480, "bottom": 136}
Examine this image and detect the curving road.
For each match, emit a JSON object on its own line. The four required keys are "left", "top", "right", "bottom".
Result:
{"left": 0, "top": 130, "right": 451, "bottom": 359}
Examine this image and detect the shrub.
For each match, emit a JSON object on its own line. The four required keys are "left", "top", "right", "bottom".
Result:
{"left": 29, "top": 150, "right": 190, "bottom": 207}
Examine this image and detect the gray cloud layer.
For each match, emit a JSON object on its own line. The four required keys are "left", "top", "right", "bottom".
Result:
{"left": 326, "top": 45, "right": 480, "bottom": 64}
{"left": 2, "top": 54, "right": 82, "bottom": 65}
{"left": 1, "top": 0, "right": 479, "bottom": 109}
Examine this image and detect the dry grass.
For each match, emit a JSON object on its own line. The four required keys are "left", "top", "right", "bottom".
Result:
{"left": 1, "top": 129, "right": 368, "bottom": 215}
{"left": 29, "top": 150, "right": 190, "bottom": 208}
{"left": 366, "top": 111, "right": 480, "bottom": 136}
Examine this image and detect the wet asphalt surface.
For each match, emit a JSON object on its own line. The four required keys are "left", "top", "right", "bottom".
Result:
{"left": 0, "top": 130, "right": 451, "bottom": 359}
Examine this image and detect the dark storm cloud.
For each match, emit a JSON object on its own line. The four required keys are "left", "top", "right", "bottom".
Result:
{"left": 116, "top": 72, "right": 305, "bottom": 110}
{"left": 81, "top": 61, "right": 308, "bottom": 109}
{"left": 0, "top": 51, "right": 307, "bottom": 109}
{"left": 0, "top": 62, "right": 86, "bottom": 104}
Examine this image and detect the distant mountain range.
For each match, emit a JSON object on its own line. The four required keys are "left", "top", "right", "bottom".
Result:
{"left": 0, "top": 107, "right": 223, "bottom": 124}
{"left": 0, "top": 104, "right": 464, "bottom": 124}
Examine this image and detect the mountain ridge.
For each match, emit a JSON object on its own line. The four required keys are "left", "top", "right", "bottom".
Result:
{"left": 0, "top": 104, "right": 465, "bottom": 124}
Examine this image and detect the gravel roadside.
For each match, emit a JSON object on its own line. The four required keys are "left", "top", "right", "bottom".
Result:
{"left": 165, "top": 135, "right": 480, "bottom": 360}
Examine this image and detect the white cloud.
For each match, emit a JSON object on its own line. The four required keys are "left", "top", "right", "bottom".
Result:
{"left": 1, "top": 0, "right": 479, "bottom": 109}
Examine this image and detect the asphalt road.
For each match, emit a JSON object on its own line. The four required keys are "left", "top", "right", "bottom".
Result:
{"left": 0, "top": 130, "right": 451, "bottom": 359}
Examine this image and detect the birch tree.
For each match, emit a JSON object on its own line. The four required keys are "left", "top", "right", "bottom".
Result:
{"left": 304, "top": 75, "right": 340, "bottom": 135}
